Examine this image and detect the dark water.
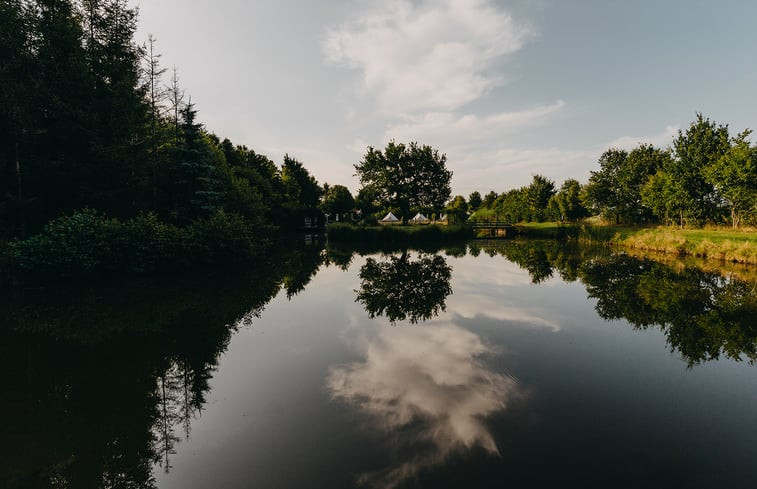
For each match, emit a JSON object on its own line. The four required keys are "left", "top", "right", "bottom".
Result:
{"left": 2, "top": 241, "right": 757, "bottom": 488}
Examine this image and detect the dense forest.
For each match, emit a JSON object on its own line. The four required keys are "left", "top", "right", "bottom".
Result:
{"left": 465, "top": 114, "right": 757, "bottom": 228}
{"left": 0, "top": 0, "right": 332, "bottom": 270}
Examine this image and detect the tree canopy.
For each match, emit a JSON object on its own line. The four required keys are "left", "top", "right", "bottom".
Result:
{"left": 354, "top": 141, "right": 452, "bottom": 222}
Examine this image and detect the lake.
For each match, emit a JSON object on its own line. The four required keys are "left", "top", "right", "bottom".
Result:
{"left": 2, "top": 241, "right": 757, "bottom": 488}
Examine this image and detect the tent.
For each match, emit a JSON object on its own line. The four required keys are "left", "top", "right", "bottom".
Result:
{"left": 381, "top": 212, "right": 399, "bottom": 222}
{"left": 410, "top": 212, "right": 429, "bottom": 223}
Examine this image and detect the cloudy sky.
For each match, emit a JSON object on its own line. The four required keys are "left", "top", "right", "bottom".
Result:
{"left": 132, "top": 0, "right": 757, "bottom": 196}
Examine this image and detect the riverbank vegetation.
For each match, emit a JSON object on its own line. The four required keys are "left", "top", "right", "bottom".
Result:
{"left": 467, "top": 114, "right": 756, "bottom": 230}
{"left": 0, "top": 0, "right": 345, "bottom": 278}
{"left": 511, "top": 222, "right": 757, "bottom": 265}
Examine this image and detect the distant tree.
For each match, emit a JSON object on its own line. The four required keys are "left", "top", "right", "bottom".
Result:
{"left": 581, "top": 149, "right": 628, "bottom": 223}
{"left": 142, "top": 34, "right": 168, "bottom": 209}
{"left": 166, "top": 66, "right": 185, "bottom": 138}
{"left": 549, "top": 179, "right": 587, "bottom": 222}
{"left": 445, "top": 195, "right": 468, "bottom": 223}
{"left": 281, "top": 154, "right": 322, "bottom": 214}
{"left": 670, "top": 113, "right": 730, "bottom": 224}
{"left": 704, "top": 130, "right": 757, "bottom": 228}
{"left": 354, "top": 141, "right": 452, "bottom": 222}
{"left": 167, "top": 101, "right": 222, "bottom": 221}
{"left": 468, "top": 191, "right": 482, "bottom": 211}
{"left": 641, "top": 171, "right": 677, "bottom": 225}
{"left": 482, "top": 191, "right": 498, "bottom": 209}
{"left": 494, "top": 188, "right": 529, "bottom": 222}
{"left": 525, "top": 174, "right": 556, "bottom": 221}
{"left": 320, "top": 184, "right": 355, "bottom": 218}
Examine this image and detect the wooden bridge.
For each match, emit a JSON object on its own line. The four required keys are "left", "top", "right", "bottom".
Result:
{"left": 469, "top": 220, "right": 515, "bottom": 238}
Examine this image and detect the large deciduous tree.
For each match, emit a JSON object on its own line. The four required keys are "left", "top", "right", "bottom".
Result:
{"left": 320, "top": 184, "right": 355, "bottom": 218}
{"left": 354, "top": 141, "right": 452, "bottom": 222}
{"left": 704, "top": 130, "right": 757, "bottom": 228}
{"left": 670, "top": 113, "right": 730, "bottom": 224}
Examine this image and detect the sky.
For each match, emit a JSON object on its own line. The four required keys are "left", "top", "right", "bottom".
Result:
{"left": 131, "top": 0, "right": 757, "bottom": 196}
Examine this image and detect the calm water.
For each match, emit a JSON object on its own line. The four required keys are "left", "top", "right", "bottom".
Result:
{"left": 2, "top": 241, "right": 757, "bottom": 488}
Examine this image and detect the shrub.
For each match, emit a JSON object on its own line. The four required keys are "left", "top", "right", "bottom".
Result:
{"left": 5, "top": 209, "right": 267, "bottom": 278}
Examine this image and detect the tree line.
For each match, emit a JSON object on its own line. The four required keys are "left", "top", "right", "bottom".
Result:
{"left": 464, "top": 114, "right": 756, "bottom": 228}
{"left": 0, "top": 0, "right": 335, "bottom": 246}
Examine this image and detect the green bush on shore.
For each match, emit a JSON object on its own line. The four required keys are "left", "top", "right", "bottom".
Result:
{"left": 4, "top": 209, "right": 269, "bottom": 277}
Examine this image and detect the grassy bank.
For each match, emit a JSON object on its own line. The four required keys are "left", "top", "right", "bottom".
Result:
{"left": 327, "top": 223, "right": 473, "bottom": 246}
{"left": 515, "top": 222, "right": 757, "bottom": 265}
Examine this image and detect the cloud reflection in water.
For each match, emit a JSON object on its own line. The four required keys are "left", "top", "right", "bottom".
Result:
{"left": 327, "top": 323, "right": 520, "bottom": 487}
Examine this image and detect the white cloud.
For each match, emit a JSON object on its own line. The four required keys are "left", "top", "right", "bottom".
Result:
{"left": 383, "top": 100, "right": 566, "bottom": 146}
{"left": 606, "top": 125, "right": 680, "bottom": 151}
{"left": 324, "top": 0, "right": 532, "bottom": 114}
{"left": 328, "top": 323, "right": 520, "bottom": 488}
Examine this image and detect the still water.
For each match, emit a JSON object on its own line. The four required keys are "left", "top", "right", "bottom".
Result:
{"left": 2, "top": 241, "right": 757, "bottom": 488}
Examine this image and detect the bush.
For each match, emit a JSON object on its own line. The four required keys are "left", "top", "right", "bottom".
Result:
{"left": 5, "top": 209, "right": 268, "bottom": 278}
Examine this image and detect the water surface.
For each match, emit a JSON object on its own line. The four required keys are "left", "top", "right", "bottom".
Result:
{"left": 2, "top": 242, "right": 757, "bottom": 488}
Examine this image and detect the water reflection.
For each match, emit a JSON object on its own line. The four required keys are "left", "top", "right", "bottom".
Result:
{"left": 480, "top": 240, "right": 757, "bottom": 366}
{"left": 355, "top": 251, "right": 452, "bottom": 324}
{"left": 328, "top": 324, "right": 519, "bottom": 488}
{"left": 0, "top": 245, "right": 324, "bottom": 489}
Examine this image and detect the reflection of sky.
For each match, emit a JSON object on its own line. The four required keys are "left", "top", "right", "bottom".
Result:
{"left": 328, "top": 323, "right": 520, "bottom": 488}
{"left": 444, "top": 253, "right": 562, "bottom": 330}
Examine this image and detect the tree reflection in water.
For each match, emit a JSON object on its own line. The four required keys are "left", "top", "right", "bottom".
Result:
{"left": 481, "top": 240, "right": 757, "bottom": 366}
{"left": 355, "top": 251, "right": 453, "bottom": 324}
{"left": 0, "top": 244, "right": 325, "bottom": 489}
{"left": 328, "top": 323, "right": 520, "bottom": 489}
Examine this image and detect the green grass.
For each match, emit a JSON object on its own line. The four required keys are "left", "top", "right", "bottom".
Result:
{"left": 512, "top": 221, "right": 757, "bottom": 265}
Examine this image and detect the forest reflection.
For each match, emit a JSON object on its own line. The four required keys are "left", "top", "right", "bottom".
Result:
{"left": 3, "top": 241, "right": 756, "bottom": 487}
{"left": 475, "top": 240, "right": 757, "bottom": 366}
{"left": 0, "top": 244, "right": 325, "bottom": 489}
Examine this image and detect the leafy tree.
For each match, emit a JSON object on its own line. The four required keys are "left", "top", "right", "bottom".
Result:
{"left": 525, "top": 174, "right": 556, "bottom": 221}
{"left": 494, "top": 188, "right": 529, "bottom": 222}
{"left": 320, "top": 184, "right": 355, "bottom": 218}
{"left": 549, "top": 179, "right": 587, "bottom": 222}
{"left": 669, "top": 113, "right": 730, "bottom": 224}
{"left": 619, "top": 144, "right": 671, "bottom": 223}
{"left": 482, "top": 191, "right": 498, "bottom": 209}
{"left": 354, "top": 141, "right": 452, "bottom": 222}
{"left": 704, "top": 130, "right": 757, "bottom": 228}
{"left": 445, "top": 195, "right": 468, "bottom": 223}
{"left": 581, "top": 149, "right": 628, "bottom": 223}
{"left": 640, "top": 171, "right": 677, "bottom": 225}
{"left": 281, "top": 154, "right": 322, "bottom": 216}
{"left": 468, "top": 191, "right": 482, "bottom": 211}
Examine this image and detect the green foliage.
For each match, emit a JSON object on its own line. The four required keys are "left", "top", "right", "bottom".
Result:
{"left": 281, "top": 154, "right": 323, "bottom": 220}
{"left": 549, "top": 178, "right": 588, "bottom": 222}
{"left": 482, "top": 191, "right": 498, "bottom": 209}
{"left": 669, "top": 113, "right": 730, "bottom": 224}
{"left": 525, "top": 174, "right": 556, "bottom": 221}
{"left": 468, "top": 191, "right": 482, "bottom": 211}
{"left": 320, "top": 184, "right": 355, "bottom": 217}
{"left": 6, "top": 209, "right": 266, "bottom": 277}
{"left": 704, "top": 130, "right": 757, "bottom": 228}
{"left": 354, "top": 141, "right": 452, "bottom": 222}
{"left": 445, "top": 195, "right": 469, "bottom": 223}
